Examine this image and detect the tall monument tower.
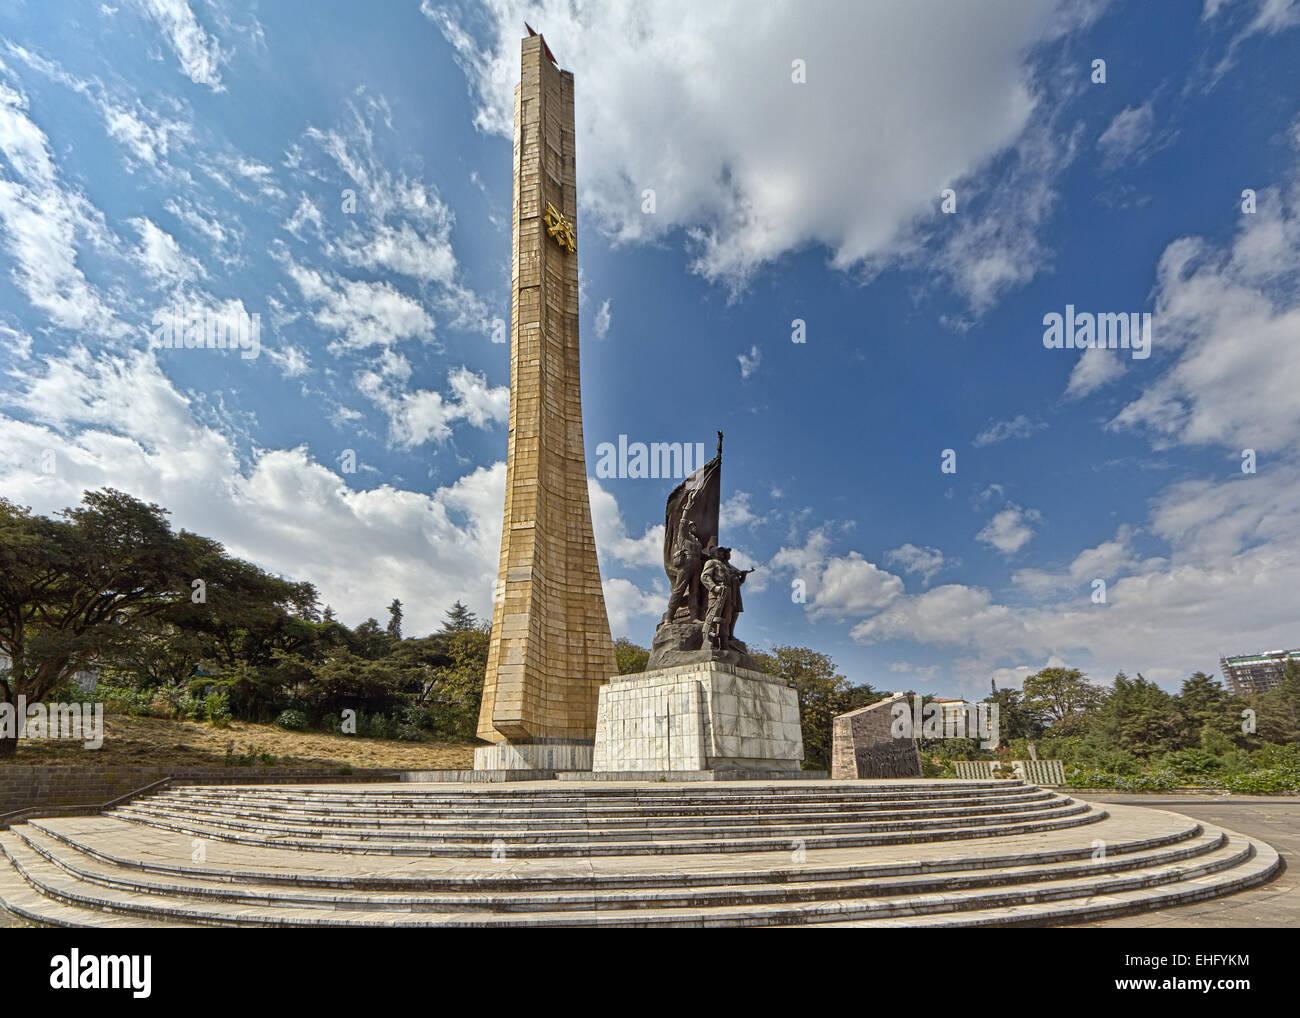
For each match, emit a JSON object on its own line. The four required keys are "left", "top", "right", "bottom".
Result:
{"left": 474, "top": 31, "right": 617, "bottom": 771}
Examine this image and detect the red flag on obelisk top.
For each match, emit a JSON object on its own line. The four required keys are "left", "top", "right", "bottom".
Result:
{"left": 524, "top": 23, "right": 559, "bottom": 67}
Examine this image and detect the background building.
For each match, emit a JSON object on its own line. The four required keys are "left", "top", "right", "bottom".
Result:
{"left": 1220, "top": 649, "right": 1300, "bottom": 696}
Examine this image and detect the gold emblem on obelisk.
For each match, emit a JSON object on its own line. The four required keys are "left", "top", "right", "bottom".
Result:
{"left": 543, "top": 201, "right": 576, "bottom": 253}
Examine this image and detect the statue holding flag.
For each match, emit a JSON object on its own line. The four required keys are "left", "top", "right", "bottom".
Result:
{"left": 647, "top": 432, "right": 760, "bottom": 670}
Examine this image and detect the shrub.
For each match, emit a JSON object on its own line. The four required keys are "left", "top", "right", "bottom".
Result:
{"left": 175, "top": 693, "right": 204, "bottom": 721}
{"left": 1163, "top": 748, "right": 1221, "bottom": 777}
{"left": 275, "top": 709, "right": 308, "bottom": 731}
{"left": 1217, "top": 764, "right": 1300, "bottom": 794}
{"left": 205, "top": 691, "right": 231, "bottom": 727}
{"left": 1065, "top": 769, "right": 1117, "bottom": 788}
{"left": 1113, "top": 769, "right": 1181, "bottom": 792}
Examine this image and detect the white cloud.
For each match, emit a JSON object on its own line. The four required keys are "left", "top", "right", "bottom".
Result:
{"left": 885, "top": 543, "right": 948, "bottom": 584}
{"left": 588, "top": 479, "right": 665, "bottom": 569}
{"left": 1097, "top": 102, "right": 1156, "bottom": 166}
{"left": 0, "top": 346, "right": 510, "bottom": 636}
{"left": 286, "top": 260, "right": 434, "bottom": 353}
{"left": 976, "top": 504, "right": 1041, "bottom": 555}
{"left": 355, "top": 359, "right": 508, "bottom": 449}
{"left": 1012, "top": 526, "right": 1142, "bottom": 595}
{"left": 266, "top": 344, "right": 309, "bottom": 379}
{"left": 133, "top": 0, "right": 227, "bottom": 91}
{"left": 594, "top": 298, "right": 612, "bottom": 339}
{"left": 815, "top": 552, "right": 905, "bottom": 617}
{"left": 0, "top": 68, "right": 127, "bottom": 337}
{"left": 1110, "top": 175, "right": 1300, "bottom": 451}
{"left": 972, "top": 414, "right": 1045, "bottom": 446}
{"left": 737, "top": 344, "right": 760, "bottom": 378}
{"left": 430, "top": 0, "right": 1098, "bottom": 297}
{"left": 767, "top": 526, "right": 903, "bottom": 618}
{"left": 851, "top": 464, "right": 1300, "bottom": 692}
{"left": 283, "top": 195, "right": 323, "bottom": 241}
{"left": 601, "top": 577, "right": 663, "bottom": 638}
{"left": 721, "top": 491, "right": 764, "bottom": 531}
{"left": 1205, "top": 0, "right": 1300, "bottom": 75}
{"left": 131, "top": 216, "right": 204, "bottom": 284}
{"left": 1064, "top": 346, "right": 1126, "bottom": 399}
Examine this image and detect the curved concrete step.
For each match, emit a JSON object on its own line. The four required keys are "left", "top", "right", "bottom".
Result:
{"left": 0, "top": 825, "right": 1272, "bottom": 928}
{"left": 8, "top": 822, "right": 1230, "bottom": 914}
{"left": 105, "top": 801, "right": 1103, "bottom": 857}
{"left": 811, "top": 836, "right": 1282, "bottom": 927}
{"left": 110, "top": 793, "right": 1070, "bottom": 835}
{"left": 0, "top": 784, "right": 1280, "bottom": 928}
{"left": 24, "top": 810, "right": 1201, "bottom": 891}
{"left": 141, "top": 787, "right": 1058, "bottom": 823}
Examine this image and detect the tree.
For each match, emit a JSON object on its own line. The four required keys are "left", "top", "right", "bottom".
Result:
{"left": 1253, "top": 670, "right": 1300, "bottom": 746}
{"left": 1175, "top": 671, "right": 1245, "bottom": 749}
{"left": 983, "top": 686, "right": 1045, "bottom": 743}
{"left": 0, "top": 490, "right": 197, "bottom": 756}
{"left": 349, "top": 618, "right": 391, "bottom": 660}
{"left": 0, "top": 499, "right": 64, "bottom": 754}
{"left": 1022, "top": 667, "right": 1106, "bottom": 737}
{"left": 751, "top": 645, "right": 881, "bottom": 771}
{"left": 422, "top": 624, "right": 491, "bottom": 739}
{"left": 613, "top": 637, "right": 649, "bottom": 675}
{"left": 1094, "top": 672, "right": 1180, "bottom": 756}
{"left": 386, "top": 599, "right": 403, "bottom": 641}
{"left": 441, "top": 600, "right": 478, "bottom": 633}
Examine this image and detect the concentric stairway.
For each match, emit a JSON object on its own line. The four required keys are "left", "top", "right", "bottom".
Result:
{"left": 0, "top": 779, "right": 1279, "bottom": 927}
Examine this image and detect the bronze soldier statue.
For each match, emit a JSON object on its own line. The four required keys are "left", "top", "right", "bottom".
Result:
{"left": 701, "top": 547, "right": 755, "bottom": 650}
{"left": 664, "top": 509, "right": 705, "bottom": 624}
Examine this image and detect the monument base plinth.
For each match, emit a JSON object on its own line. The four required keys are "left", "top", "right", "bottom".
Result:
{"left": 592, "top": 662, "right": 804, "bottom": 773}
{"left": 473, "top": 741, "right": 593, "bottom": 771}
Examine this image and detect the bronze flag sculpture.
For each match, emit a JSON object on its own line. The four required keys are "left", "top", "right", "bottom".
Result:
{"left": 647, "top": 432, "right": 759, "bottom": 670}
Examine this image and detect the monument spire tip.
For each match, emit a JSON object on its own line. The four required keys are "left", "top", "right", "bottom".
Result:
{"left": 523, "top": 22, "right": 559, "bottom": 67}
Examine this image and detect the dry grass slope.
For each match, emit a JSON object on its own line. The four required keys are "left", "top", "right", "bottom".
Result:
{"left": 3, "top": 715, "right": 477, "bottom": 771}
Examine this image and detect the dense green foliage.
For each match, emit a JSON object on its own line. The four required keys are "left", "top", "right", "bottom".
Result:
{"left": 0, "top": 490, "right": 489, "bottom": 754}
{"left": 917, "top": 664, "right": 1300, "bottom": 792}
{"left": 3, "top": 489, "right": 1296, "bottom": 790}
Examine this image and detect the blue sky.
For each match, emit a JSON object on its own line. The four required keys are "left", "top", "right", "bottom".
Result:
{"left": 1, "top": 0, "right": 1299, "bottom": 698}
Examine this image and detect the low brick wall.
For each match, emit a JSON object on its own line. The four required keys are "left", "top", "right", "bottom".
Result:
{"left": 0, "top": 766, "right": 400, "bottom": 814}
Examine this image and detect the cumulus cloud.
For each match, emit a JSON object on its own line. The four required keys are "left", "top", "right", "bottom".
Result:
{"left": 1064, "top": 346, "right": 1126, "bottom": 399}
{"left": 976, "top": 504, "right": 1042, "bottom": 555}
{"left": 1110, "top": 174, "right": 1300, "bottom": 451}
{"left": 601, "top": 577, "right": 663, "bottom": 637}
{"left": 588, "top": 479, "right": 665, "bottom": 569}
{"left": 885, "top": 543, "right": 949, "bottom": 584}
{"left": 852, "top": 465, "right": 1300, "bottom": 691}
{"left": 354, "top": 356, "right": 508, "bottom": 449}
{"left": 721, "top": 491, "right": 764, "bottom": 531}
{"left": 429, "top": 0, "right": 1098, "bottom": 298}
{"left": 737, "top": 345, "right": 760, "bottom": 378}
{"left": 767, "top": 527, "right": 903, "bottom": 618}
{"left": 0, "top": 346, "right": 513, "bottom": 635}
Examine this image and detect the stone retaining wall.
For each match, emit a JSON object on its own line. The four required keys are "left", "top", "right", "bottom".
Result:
{"left": 0, "top": 766, "right": 399, "bottom": 814}
{"left": 831, "top": 694, "right": 922, "bottom": 779}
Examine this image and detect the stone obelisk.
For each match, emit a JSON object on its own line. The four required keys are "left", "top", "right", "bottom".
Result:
{"left": 474, "top": 32, "right": 617, "bottom": 771}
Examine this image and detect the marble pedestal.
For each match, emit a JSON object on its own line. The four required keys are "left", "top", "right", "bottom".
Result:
{"left": 473, "top": 742, "right": 593, "bottom": 771}
{"left": 592, "top": 662, "right": 804, "bottom": 773}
